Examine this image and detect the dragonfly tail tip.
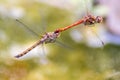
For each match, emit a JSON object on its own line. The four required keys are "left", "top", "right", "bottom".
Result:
{"left": 14, "top": 55, "right": 20, "bottom": 58}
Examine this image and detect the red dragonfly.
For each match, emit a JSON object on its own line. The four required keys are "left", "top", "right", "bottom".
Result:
{"left": 15, "top": 14, "right": 103, "bottom": 58}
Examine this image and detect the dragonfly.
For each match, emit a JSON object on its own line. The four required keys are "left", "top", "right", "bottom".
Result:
{"left": 54, "top": 15, "right": 103, "bottom": 33}
{"left": 15, "top": 14, "right": 103, "bottom": 58}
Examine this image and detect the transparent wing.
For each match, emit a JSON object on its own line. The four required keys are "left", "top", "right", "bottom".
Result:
{"left": 83, "top": 0, "right": 93, "bottom": 16}
{"left": 16, "top": 19, "right": 40, "bottom": 37}
{"left": 87, "top": 25, "right": 104, "bottom": 47}
{"left": 55, "top": 40, "right": 73, "bottom": 50}
{"left": 90, "top": 25, "right": 104, "bottom": 46}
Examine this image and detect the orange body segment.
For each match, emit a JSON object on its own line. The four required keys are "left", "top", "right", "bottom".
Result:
{"left": 55, "top": 19, "right": 84, "bottom": 33}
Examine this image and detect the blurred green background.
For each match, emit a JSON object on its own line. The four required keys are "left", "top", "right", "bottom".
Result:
{"left": 0, "top": 0, "right": 120, "bottom": 80}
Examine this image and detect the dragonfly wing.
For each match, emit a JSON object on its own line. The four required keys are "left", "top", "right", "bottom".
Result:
{"left": 88, "top": 25, "right": 104, "bottom": 47}
{"left": 55, "top": 40, "right": 73, "bottom": 50}
{"left": 39, "top": 43, "right": 49, "bottom": 64}
{"left": 16, "top": 19, "right": 40, "bottom": 37}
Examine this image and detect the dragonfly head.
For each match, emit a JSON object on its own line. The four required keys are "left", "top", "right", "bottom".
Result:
{"left": 95, "top": 16, "right": 103, "bottom": 23}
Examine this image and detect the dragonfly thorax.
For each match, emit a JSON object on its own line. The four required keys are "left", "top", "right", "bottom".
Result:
{"left": 41, "top": 32, "right": 60, "bottom": 44}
